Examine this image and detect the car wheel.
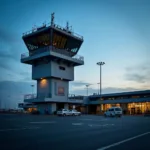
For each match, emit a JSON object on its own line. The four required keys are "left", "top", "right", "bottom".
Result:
{"left": 63, "top": 113, "right": 66, "bottom": 116}
{"left": 72, "top": 113, "right": 75, "bottom": 116}
{"left": 110, "top": 113, "right": 113, "bottom": 117}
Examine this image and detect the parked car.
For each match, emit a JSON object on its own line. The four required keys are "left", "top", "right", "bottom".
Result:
{"left": 104, "top": 107, "right": 122, "bottom": 117}
{"left": 70, "top": 109, "right": 81, "bottom": 116}
{"left": 57, "top": 109, "right": 81, "bottom": 116}
{"left": 57, "top": 109, "right": 70, "bottom": 116}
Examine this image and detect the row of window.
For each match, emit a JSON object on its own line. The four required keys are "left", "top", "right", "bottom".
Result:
{"left": 90, "top": 95, "right": 150, "bottom": 101}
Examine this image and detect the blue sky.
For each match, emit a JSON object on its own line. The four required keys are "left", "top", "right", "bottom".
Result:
{"left": 0, "top": 0, "right": 150, "bottom": 108}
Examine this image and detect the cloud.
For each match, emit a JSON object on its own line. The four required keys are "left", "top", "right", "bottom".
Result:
{"left": 125, "top": 74, "right": 147, "bottom": 83}
{"left": 124, "top": 63, "right": 150, "bottom": 83}
{"left": 0, "top": 81, "right": 36, "bottom": 109}
{"left": 0, "top": 27, "right": 24, "bottom": 77}
{"left": 69, "top": 86, "right": 141, "bottom": 96}
{"left": 70, "top": 81, "right": 91, "bottom": 87}
{"left": 0, "top": 27, "right": 19, "bottom": 44}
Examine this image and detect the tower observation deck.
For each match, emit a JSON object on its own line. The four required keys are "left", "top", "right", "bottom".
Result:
{"left": 21, "top": 13, "right": 84, "bottom": 114}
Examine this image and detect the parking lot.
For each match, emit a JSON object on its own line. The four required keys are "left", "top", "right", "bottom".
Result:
{"left": 0, "top": 114, "right": 150, "bottom": 150}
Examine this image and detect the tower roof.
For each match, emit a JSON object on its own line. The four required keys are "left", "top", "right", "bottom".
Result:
{"left": 22, "top": 13, "right": 83, "bottom": 57}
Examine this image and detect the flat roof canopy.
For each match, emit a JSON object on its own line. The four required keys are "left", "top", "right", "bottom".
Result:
{"left": 89, "top": 90, "right": 150, "bottom": 99}
{"left": 99, "top": 97, "right": 150, "bottom": 104}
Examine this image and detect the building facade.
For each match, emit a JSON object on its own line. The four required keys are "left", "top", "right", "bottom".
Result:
{"left": 86, "top": 90, "right": 150, "bottom": 115}
{"left": 19, "top": 90, "right": 150, "bottom": 115}
{"left": 20, "top": 13, "right": 84, "bottom": 114}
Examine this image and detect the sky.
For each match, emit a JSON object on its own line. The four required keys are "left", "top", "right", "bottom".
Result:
{"left": 0, "top": 0, "right": 150, "bottom": 108}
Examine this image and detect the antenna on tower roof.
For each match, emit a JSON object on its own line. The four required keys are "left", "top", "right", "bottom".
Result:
{"left": 66, "top": 21, "right": 69, "bottom": 30}
{"left": 51, "top": 12, "right": 55, "bottom": 26}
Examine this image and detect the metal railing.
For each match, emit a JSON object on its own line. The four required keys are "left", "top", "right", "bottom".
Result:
{"left": 21, "top": 46, "right": 84, "bottom": 62}
{"left": 24, "top": 94, "right": 37, "bottom": 100}
{"left": 24, "top": 93, "right": 83, "bottom": 103}
{"left": 22, "top": 23, "right": 83, "bottom": 40}
{"left": 24, "top": 93, "right": 51, "bottom": 100}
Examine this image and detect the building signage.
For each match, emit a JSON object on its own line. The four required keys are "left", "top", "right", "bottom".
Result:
{"left": 58, "top": 87, "right": 64, "bottom": 95}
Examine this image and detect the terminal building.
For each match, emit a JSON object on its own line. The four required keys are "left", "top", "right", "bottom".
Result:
{"left": 20, "top": 13, "right": 84, "bottom": 114}
{"left": 85, "top": 90, "right": 150, "bottom": 115}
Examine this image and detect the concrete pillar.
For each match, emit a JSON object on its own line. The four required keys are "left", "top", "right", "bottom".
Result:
{"left": 64, "top": 104, "right": 69, "bottom": 109}
{"left": 51, "top": 103, "right": 56, "bottom": 113}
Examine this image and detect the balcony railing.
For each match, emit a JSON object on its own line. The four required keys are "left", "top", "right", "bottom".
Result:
{"left": 24, "top": 94, "right": 37, "bottom": 99}
{"left": 22, "top": 23, "right": 83, "bottom": 40}
{"left": 24, "top": 93, "right": 83, "bottom": 103}
{"left": 24, "top": 93, "right": 51, "bottom": 100}
{"left": 21, "top": 46, "right": 84, "bottom": 62}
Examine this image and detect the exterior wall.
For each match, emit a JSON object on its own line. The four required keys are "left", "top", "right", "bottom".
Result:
{"left": 32, "top": 61, "right": 74, "bottom": 81}
{"left": 51, "top": 61, "right": 74, "bottom": 81}
{"left": 120, "top": 103, "right": 128, "bottom": 113}
{"left": 51, "top": 103, "right": 56, "bottom": 113}
{"left": 64, "top": 104, "right": 69, "bottom": 109}
{"left": 50, "top": 78, "right": 69, "bottom": 102}
{"left": 37, "top": 78, "right": 51, "bottom": 101}
{"left": 37, "top": 103, "right": 52, "bottom": 114}
{"left": 37, "top": 78, "right": 68, "bottom": 102}
{"left": 32, "top": 62, "right": 51, "bottom": 79}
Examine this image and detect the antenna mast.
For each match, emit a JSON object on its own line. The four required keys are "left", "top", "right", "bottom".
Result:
{"left": 51, "top": 12, "right": 55, "bottom": 26}
{"left": 66, "top": 21, "right": 69, "bottom": 30}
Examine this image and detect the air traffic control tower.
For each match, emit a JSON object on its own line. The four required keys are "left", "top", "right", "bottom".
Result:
{"left": 21, "top": 13, "right": 84, "bottom": 114}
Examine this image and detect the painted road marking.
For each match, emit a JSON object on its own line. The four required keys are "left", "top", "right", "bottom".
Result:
{"left": 79, "top": 119, "right": 108, "bottom": 122}
{"left": 30, "top": 121, "right": 56, "bottom": 124}
{"left": 97, "top": 132, "right": 150, "bottom": 150}
{"left": 89, "top": 124, "right": 114, "bottom": 127}
{"left": 79, "top": 119, "right": 93, "bottom": 121}
{"left": 72, "top": 123, "right": 83, "bottom": 125}
{"left": 0, "top": 127, "right": 40, "bottom": 132}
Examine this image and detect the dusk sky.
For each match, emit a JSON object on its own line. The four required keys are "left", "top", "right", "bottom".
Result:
{"left": 0, "top": 0, "right": 150, "bottom": 108}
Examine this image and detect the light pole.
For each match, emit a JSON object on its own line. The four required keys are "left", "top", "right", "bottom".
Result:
{"left": 85, "top": 84, "right": 92, "bottom": 115}
{"left": 97, "top": 83, "right": 100, "bottom": 94}
{"left": 96, "top": 62, "right": 105, "bottom": 97}
{"left": 85, "top": 84, "right": 92, "bottom": 96}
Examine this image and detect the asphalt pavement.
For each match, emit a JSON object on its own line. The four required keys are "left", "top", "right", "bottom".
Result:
{"left": 0, "top": 114, "right": 150, "bottom": 150}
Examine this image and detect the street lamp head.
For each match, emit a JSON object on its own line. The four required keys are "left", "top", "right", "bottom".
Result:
{"left": 97, "top": 62, "right": 105, "bottom": 66}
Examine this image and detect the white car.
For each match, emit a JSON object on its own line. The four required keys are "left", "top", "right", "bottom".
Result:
{"left": 70, "top": 109, "right": 81, "bottom": 116}
{"left": 57, "top": 109, "right": 81, "bottom": 116}
{"left": 104, "top": 107, "right": 122, "bottom": 117}
{"left": 57, "top": 109, "right": 71, "bottom": 116}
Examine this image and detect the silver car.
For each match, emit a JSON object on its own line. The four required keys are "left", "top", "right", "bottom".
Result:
{"left": 70, "top": 109, "right": 81, "bottom": 116}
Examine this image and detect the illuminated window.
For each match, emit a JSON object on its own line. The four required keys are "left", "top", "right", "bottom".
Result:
{"left": 131, "top": 96, "right": 140, "bottom": 98}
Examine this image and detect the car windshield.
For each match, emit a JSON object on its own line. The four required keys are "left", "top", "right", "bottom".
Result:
{"left": 58, "top": 109, "right": 63, "bottom": 111}
{"left": 72, "top": 110, "right": 77, "bottom": 112}
{"left": 115, "top": 108, "right": 121, "bottom": 111}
